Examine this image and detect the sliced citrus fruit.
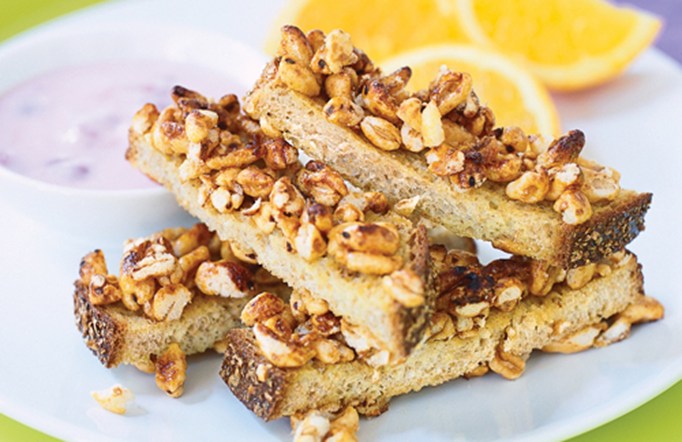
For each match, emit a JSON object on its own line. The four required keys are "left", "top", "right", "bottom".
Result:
{"left": 455, "top": 0, "right": 661, "bottom": 90}
{"left": 382, "top": 44, "right": 560, "bottom": 136}
{"left": 265, "top": 0, "right": 470, "bottom": 61}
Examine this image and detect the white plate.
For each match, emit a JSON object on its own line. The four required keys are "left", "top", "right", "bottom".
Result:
{"left": 0, "top": 1, "right": 681, "bottom": 441}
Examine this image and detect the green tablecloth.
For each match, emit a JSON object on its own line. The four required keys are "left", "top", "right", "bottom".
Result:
{"left": 0, "top": 1, "right": 680, "bottom": 440}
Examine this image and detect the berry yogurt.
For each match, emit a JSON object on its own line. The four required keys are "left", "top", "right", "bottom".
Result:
{"left": 0, "top": 59, "right": 241, "bottom": 190}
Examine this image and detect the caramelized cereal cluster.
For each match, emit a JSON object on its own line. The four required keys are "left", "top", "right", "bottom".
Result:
{"left": 425, "top": 247, "right": 633, "bottom": 343}
{"left": 154, "top": 343, "right": 187, "bottom": 398}
{"left": 291, "top": 406, "right": 359, "bottom": 442}
{"left": 243, "top": 273, "right": 427, "bottom": 368}
{"left": 272, "top": 25, "right": 622, "bottom": 225}
{"left": 134, "top": 90, "right": 415, "bottom": 281}
{"left": 78, "top": 224, "right": 276, "bottom": 320}
{"left": 242, "top": 290, "right": 357, "bottom": 368}
{"left": 91, "top": 385, "right": 134, "bottom": 414}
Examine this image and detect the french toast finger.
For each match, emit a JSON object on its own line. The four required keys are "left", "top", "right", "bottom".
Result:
{"left": 126, "top": 91, "right": 437, "bottom": 362}
{"left": 220, "top": 250, "right": 661, "bottom": 420}
{"left": 244, "top": 26, "right": 652, "bottom": 268}
{"left": 74, "top": 224, "right": 290, "bottom": 372}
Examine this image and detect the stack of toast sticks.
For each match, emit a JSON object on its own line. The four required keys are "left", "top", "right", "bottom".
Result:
{"left": 75, "top": 26, "right": 663, "bottom": 439}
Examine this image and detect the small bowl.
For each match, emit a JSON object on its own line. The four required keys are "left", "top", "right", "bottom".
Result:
{"left": 0, "top": 21, "right": 266, "bottom": 244}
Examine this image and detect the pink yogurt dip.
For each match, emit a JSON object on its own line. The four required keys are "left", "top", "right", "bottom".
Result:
{"left": 0, "top": 60, "right": 242, "bottom": 190}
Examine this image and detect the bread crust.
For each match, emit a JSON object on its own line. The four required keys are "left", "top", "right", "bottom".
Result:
{"left": 557, "top": 191, "right": 652, "bottom": 266}
{"left": 244, "top": 75, "right": 652, "bottom": 268}
{"left": 222, "top": 331, "right": 291, "bottom": 419}
{"left": 220, "top": 254, "right": 646, "bottom": 420}
{"left": 394, "top": 225, "right": 434, "bottom": 353}
{"left": 74, "top": 279, "right": 124, "bottom": 368}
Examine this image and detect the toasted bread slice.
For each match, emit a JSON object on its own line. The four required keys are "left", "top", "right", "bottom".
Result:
{"left": 74, "top": 224, "right": 290, "bottom": 370}
{"left": 74, "top": 279, "right": 248, "bottom": 369}
{"left": 244, "top": 49, "right": 651, "bottom": 269}
{"left": 220, "top": 253, "right": 657, "bottom": 420}
{"left": 126, "top": 97, "right": 436, "bottom": 362}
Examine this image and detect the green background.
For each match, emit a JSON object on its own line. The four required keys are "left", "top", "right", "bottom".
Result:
{"left": 0, "top": 1, "right": 680, "bottom": 440}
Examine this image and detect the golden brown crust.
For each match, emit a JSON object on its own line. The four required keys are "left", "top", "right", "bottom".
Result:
{"left": 560, "top": 192, "right": 652, "bottom": 267}
{"left": 220, "top": 330, "right": 290, "bottom": 421}
{"left": 73, "top": 279, "right": 124, "bottom": 368}
{"left": 408, "top": 224, "right": 430, "bottom": 279}
{"left": 491, "top": 190, "right": 652, "bottom": 267}
{"left": 394, "top": 224, "right": 434, "bottom": 354}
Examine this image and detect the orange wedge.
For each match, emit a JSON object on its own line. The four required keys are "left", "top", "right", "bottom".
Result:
{"left": 265, "top": 0, "right": 470, "bottom": 61}
{"left": 455, "top": 0, "right": 662, "bottom": 90}
{"left": 383, "top": 45, "right": 560, "bottom": 136}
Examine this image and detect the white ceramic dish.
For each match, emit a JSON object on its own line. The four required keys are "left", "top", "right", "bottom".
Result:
{"left": 0, "top": 21, "right": 266, "bottom": 244}
{"left": 0, "top": 1, "right": 681, "bottom": 441}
